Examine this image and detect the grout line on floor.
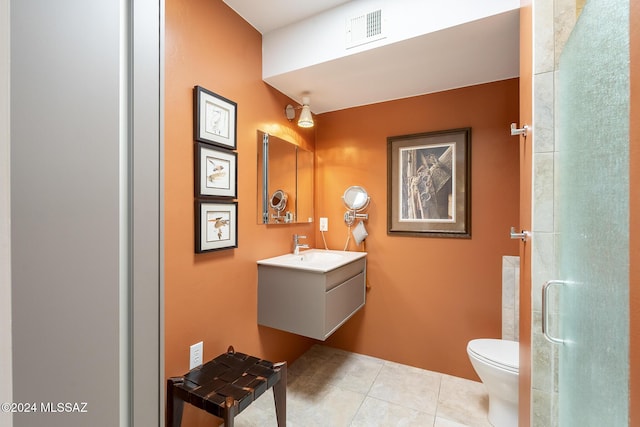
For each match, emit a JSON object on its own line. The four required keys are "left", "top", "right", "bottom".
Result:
{"left": 433, "top": 371, "right": 443, "bottom": 427}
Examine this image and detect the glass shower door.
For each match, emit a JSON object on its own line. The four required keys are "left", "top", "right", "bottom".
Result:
{"left": 555, "top": 0, "right": 629, "bottom": 425}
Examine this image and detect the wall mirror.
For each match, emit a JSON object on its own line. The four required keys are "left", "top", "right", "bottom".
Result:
{"left": 257, "top": 131, "right": 314, "bottom": 224}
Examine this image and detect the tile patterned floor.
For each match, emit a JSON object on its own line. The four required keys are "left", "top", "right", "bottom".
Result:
{"left": 235, "top": 344, "right": 492, "bottom": 427}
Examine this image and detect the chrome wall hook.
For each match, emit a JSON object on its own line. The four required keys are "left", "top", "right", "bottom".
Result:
{"left": 510, "top": 122, "right": 529, "bottom": 137}
{"left": 510, "top": 226, "right": 530, "bottom": 241}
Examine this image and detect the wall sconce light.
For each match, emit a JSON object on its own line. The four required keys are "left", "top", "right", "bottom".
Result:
{"left": 285, "top": 95, "right": 314, "bottom": 128}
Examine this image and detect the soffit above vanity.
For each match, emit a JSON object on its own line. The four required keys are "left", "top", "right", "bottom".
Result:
{"left": 223, "top": 0, "right": 520, "bottom": 114}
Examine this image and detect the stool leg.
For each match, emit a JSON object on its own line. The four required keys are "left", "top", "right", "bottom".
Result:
{"left": 166, "top": 378, "right": 185, "bottom": 427}
{"left": 272, "top": 362, "right": 287, "bottom": 427}
{"left": 223, "top": 396, "right": 236, "bottom": 427}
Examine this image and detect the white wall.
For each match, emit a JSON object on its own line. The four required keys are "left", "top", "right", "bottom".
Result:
{"left": 0, "top": 0, "right": 12, "bottom": 425}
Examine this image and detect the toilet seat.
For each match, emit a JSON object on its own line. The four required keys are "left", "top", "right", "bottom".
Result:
{"left": 467, "top": 339, "right": 519, "bottom": 373}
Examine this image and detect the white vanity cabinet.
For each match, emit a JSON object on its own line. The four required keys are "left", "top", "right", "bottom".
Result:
{"left": 257, "top": 251, "right": 366, "bottom": 340}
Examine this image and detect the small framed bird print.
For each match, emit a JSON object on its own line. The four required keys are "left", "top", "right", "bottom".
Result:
{"left": 195, "top": 142, "right": 237, "bottom": 198}
{"left": 194, "top": 85, "right": 237, "bottom": 150}
{"left": 195, "top": 201, "right": 238, "bottom": 252}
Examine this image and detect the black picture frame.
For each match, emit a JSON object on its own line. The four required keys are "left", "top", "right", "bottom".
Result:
{"left": 194, "top": 85, "right": 237, "bottom": 150}
{"left": 195, "top": 200, "right": 238, "bottom": 253}
{"left": 195, "top": 142, "right": 238, "bottom": 198}
{"left": 387, "top": 128, "right": 471, "bottom": 238}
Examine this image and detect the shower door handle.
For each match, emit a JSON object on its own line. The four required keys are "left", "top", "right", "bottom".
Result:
{"left": 542, "top": 280, "right": 568, "bottom": 344}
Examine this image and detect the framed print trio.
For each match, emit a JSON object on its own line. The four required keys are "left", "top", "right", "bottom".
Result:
{"left": 387, "top": 128, "right": 471, "bottom": 238}
{"left": 193, "top": 85, "right": 238, "bottom": 253}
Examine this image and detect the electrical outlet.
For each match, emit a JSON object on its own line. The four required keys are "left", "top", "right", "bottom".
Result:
{"left": 190, "top": 341, "right": 203, "bottom": 369}
{"left": 319, "top": 217, "right": 328, "bottom": 232}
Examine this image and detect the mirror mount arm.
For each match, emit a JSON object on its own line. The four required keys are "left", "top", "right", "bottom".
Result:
{"left": 344, "top": 210, "right": 369, "bottom": 226}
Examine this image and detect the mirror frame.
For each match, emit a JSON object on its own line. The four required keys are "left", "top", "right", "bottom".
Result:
{"left": 269, "top": 189, "right": 288, "bottom": 212}
{"left": 343, "top": 185, "right": 370, "bottom": 211}
{"left": 258, "top": 131, "right": 314, "bottom": 224}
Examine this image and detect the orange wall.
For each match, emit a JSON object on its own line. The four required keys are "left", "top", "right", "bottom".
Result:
{"left": 165, "top": 0, "right": 316, "bottom": 424}
{"left": 315, "top": 79, "right": 520, "bottom": 380}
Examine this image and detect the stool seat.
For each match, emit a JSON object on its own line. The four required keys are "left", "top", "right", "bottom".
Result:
{"left": 167, "top": 346, "right": 286, "bottom": 427}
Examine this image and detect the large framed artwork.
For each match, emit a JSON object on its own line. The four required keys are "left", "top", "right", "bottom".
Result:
{"left": 194, "top": 85, "right": 237, "bottom": 149}
{"left": 195, "top": 142, "right": 237, "bottom": 198}
{"left": 195, "top": 200, "right": 238, "bottom": 253}
{"left": 387, "top": 128, "right": 471, "bottom": 238}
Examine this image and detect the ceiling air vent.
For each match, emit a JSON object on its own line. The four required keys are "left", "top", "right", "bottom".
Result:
{"left": 346, "top": 9, "right": 385, "bottom": 49}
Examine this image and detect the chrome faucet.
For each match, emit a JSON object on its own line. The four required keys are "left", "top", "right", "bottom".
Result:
{"left": 293, "top": 234, "right": 309, "bottom": 255}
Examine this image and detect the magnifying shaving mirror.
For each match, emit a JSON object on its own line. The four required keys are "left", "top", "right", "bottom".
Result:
{"left": 270, "top": 189, "right": 292, "bottom": 223}
{"left": 343, "top": 186, "right": 370, "bottom": 225}
{"left": 270, "top": 189, "right": 287, "bottom": 211}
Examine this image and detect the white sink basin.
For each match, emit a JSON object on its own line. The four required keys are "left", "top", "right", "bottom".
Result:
{"left": 257, "top": 249, "right": 366, "bottom": 273}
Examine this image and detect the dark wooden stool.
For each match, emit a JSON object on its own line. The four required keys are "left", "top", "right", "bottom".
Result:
{"left": 167, "top": 346, "right": 286, "bottom": 427}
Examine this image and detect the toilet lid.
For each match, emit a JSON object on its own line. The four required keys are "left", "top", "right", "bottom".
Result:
{"left": 468, "top": 339, "right": 519, "bottom": 372}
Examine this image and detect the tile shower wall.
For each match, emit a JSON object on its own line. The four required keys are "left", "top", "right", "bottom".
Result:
{"left": 502, "top": 256, "right": 520, "bottom": 341}
{"left": 531, "top": 0, "right": 579, "bottom": 426}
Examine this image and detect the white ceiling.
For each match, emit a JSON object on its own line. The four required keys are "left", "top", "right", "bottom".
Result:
{"left": 222, "top": 0, "right": 520, "bottom": 114}
{"left": 222, "top": 0, "right": 353, "bottom": 34}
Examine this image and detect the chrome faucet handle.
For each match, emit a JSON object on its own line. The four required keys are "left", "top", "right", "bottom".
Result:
{"left": 293, "top": 234, "right": 309, "bottom": 254}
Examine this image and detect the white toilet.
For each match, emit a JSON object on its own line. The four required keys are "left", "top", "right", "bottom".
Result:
{"left": 467, "top": 338, "right": 519, "bottom": 427}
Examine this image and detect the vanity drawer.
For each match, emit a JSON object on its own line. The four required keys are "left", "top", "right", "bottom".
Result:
{"left": 324, "top": 272, "right": 365, "bottom": 338}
